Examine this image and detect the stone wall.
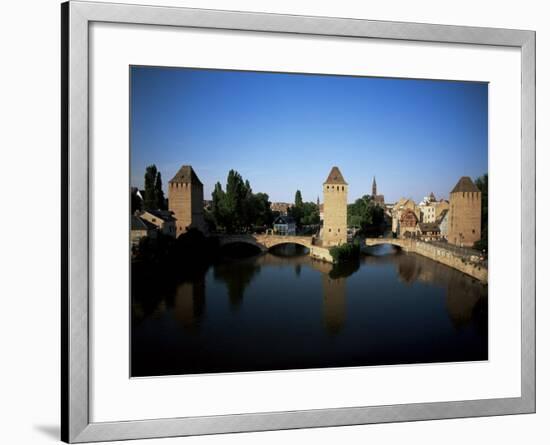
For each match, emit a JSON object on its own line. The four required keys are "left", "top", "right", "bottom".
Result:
{"left": 168, "top": 182, "right": 206, "bottom": 237}
{"left": 365, "top": 238, "right": 487, "bottom": 283}
{"left": 448, "top": 190, "right": 481, "bottom": 247}
{"left": 410, "top": 240, "right": 487, "bottom": 283}
{"left": 322, "top": 183, "right": 347, "bottom": 246}
{"left": 309, "top": 245, "right": 335, "bottom": 263}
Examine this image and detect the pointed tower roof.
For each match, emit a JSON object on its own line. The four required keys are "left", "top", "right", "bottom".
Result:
{"left": 169, "top": 165, "right": 203, "bottom": 185}
{"left": 324, "top": 166, "right": 347, "bottom": 185}
{"left": 372, "top": 176, "right": 377, "bottom": 187}
{"left": 451, "top": 176, "right": 479, "bottom": 193}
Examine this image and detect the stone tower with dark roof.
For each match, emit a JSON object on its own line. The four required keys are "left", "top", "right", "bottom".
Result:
{"left": 322, "top": 166, "right": 348, "bottom": 246}
{"left": 448, "top": 176, "right": 481, "bottom": 247}
{"left": 168, "top": 165, "right": 206, "bottom": 237}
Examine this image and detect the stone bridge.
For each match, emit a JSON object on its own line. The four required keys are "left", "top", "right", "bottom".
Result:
{"left": 217, "top": 234, "right": 314, "bottom": 252}
{"left": 216, "top": 234, "right": 334, "bottom": 263}
{"left": 364, "top": 238, "right": 410, "bottom": 249}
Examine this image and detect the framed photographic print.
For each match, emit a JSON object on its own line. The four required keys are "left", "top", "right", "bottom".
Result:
{"left": 62, "top": 1, "right": 535, "bottom": 442}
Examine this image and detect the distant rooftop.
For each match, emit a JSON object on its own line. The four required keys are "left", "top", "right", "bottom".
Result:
{"left": 169, "top": 165, "right": 203, "bottom": 185}
{"left": 274, "top": 215, "right": 296, "bottom": 225}
{"left": 131, "top": 215, "right": 157, "bottom": 231}
{"left": 140, "top": 209, "right": 175, "bottom": 222}
{"left": 324, "top": 166, "right": 347, "bottom": 185}
{"left": 451, "top": 176, "right": 479, "bottom": 193}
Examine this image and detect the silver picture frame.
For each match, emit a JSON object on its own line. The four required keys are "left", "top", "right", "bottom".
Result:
{"left": 61, "top": 1, "right": 536, "bottom": 442}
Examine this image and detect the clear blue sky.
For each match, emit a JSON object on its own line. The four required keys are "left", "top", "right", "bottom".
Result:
{"left": 130, "top": 66, "right": 487, "bottom": 204}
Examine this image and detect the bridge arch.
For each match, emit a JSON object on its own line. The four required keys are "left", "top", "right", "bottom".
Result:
{"left": 218, "top": 237, "right": 268, "bottom": 253}
{"left": 264, "top": 239, "right": 312, "bottom": 250}
{"left": 216, "top": 234, "right": 314, "bottom": 253}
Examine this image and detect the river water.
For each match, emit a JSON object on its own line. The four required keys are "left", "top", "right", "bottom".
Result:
{"left": 131, "top": 244, "right": 488, "bottom": 377}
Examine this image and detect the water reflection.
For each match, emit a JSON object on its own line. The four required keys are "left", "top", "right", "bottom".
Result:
{"left": 322, "top": 273, "right": 346, "bottom": 334}
{"left": 131, "top": 242, "right": 488, "bottom": 376}
{"left": 173, "top": 280, "right": 205, "bottom": 332}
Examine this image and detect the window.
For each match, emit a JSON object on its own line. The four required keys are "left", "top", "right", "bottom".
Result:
{"left": 328, "top": 228, "right": 332, "bottom": 232}
{"left": 338, "top": 228, "right": 340, "bottom": 232}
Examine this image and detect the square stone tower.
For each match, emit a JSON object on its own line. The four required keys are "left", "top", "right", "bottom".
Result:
{"left": 322, "top": 166, "right": 348, "bottom": 246}
{"left": 448, "top": 176, "right": 481, "bottom": 247}
{"left": 168, "top": 165, "right": 206, "bottom": 237}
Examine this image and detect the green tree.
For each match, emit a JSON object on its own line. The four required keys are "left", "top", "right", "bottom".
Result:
{"left": 210, "top": 170, "right": 273, "bottom": 233}
{"left": 154, "top": 171, "right": 166, "bottom": 210}
{"left": 289, "top": 190, "right": 304, "bottom": 225}
{"left": 143, "top": 165, "right": 158, "bottom": 210}
{"left": 301, "top": 202, "right": 320, "bottom": 225}
{"left": 295, "top": 190, "right": 303, "bottom": 207}
{"left": 347, "top": 195, "right": 385, "bottom": 235}
{"left": 249, "top": 192, "right": 273, "bottom": 227}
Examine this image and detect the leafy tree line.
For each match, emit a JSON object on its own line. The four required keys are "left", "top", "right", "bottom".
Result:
{"left": 143, "top": 164, "right": 166, "bottom": 210}
{"left": 209, "top": 170, "right": 273, "bottom": 233}
{"left": 347, "top": 195, "right": 385, "bottom": 236}
{"left": 288, "top": 190, "right": 320, "bottom": 227}
{"left": 474, "top": 173, "right": 488, "bottom": 253}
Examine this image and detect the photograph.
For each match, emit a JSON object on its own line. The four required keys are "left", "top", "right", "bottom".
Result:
{"left": 129, "top": 66, "right": 489, "bottom": 377}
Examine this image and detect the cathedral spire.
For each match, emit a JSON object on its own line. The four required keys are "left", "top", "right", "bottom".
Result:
{"left": 372, "top": 176, "right": 377, "bottom": 197}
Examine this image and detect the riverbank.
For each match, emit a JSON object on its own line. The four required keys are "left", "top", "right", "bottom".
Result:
{"left": 364, "top": 238, "right": 488, "bottom": 283}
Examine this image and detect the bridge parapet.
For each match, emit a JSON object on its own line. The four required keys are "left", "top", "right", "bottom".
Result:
{"left": 364, "top": 237, "right": 487, "bottom": 283}
{"left": 214, "top": 234, "right": 333, "bottom": 262}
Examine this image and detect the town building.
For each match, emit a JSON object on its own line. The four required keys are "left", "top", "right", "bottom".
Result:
{"left": 448, "top": 176, "right": 482, "bottom": 247}
{"left": 418, "top": 192, "right": 438, "bottom": 223}
{"left": 391, "top": 197, "right": 418, "bottom": 235}
{"left": 435, "top": 199, "right": 450, "bottom": 219}
{"left": 418, "top": 222, "right": 441, "bottom": 241}
{"left": 399, "top": 209, "right": 419, "bottom": 238}
{"left": 137, "top": 209, "right": 177, "bottom": 237}
{"left": 322, "top": 166, "right": 348, "bottom": 246}
{"left": 130, "top": 215, "right": 157, "bottom": 246}
{"left": 168, "top": 165, "right": 206, "bottom": 237}
{"left": 371, "top": 176, "right": 385, "bottom": 206}
{"left": 436, "top": 209, "right": 449, "bottom": 240}
{"left": 273, "top": 215, "right": 296, "bottom": 235}
{"left": 415, "top": 193, "right": 450, "bottom": 224}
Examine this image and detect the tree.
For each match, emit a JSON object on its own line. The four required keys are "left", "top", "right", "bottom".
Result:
{"left": 474, "top": 174, "right": 488, "bottom": 252}
{"left": 301, "top": 202, "right": 320, "bottom": 225}
{"left": 295, "top": 190, "right": 303, "bottom": 207}
{"left": 288, "top": 190, "right": 304, "bottom": 224}
{"left": 347, "top": 195, "right": 385, "bottom": 235}
{"left": 142, "top": 164, "right": 166, "bottom": 210}
{"left": 154, "top": 171, "right": 166, "bottom": 210}
{"left": 143, "top": 165, "right": 158, "bottom": 210}
{"left": 210, "top": 170, "right": 273, "bottom": 233}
